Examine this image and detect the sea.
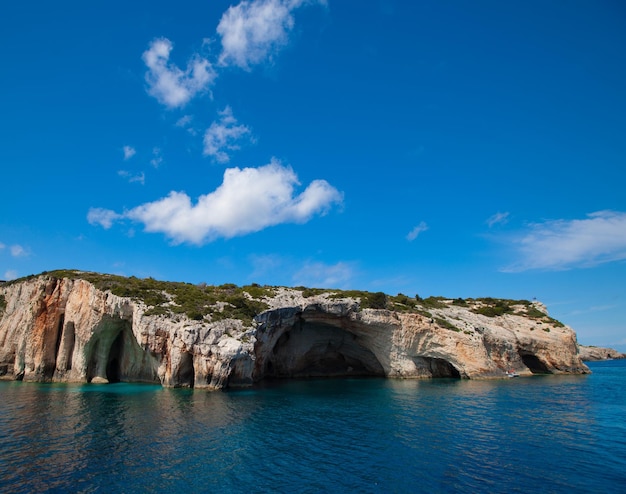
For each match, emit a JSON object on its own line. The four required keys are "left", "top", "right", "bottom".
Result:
{"left": 1, "top": 360, "right": 625, "bottom": 493}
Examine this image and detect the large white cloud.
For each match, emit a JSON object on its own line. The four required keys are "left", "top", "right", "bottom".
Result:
{"left": 217, "top": 0, "right": 322, "bottom": 69}
{"left": 142, "top": 38, "right": 216, "bottom": 108}
{"left": 203, "top": 106, "right": 253, "bottom": 163}
{"left": 88, "top": 160, "right": 342, "bottom": 244}
{"left": 505, "top": 210, "right": 626, "bottom": 271}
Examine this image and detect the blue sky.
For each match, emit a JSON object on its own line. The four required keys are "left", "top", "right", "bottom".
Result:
{"left": 2, "top": 1, "right": 625, "bottom": 350}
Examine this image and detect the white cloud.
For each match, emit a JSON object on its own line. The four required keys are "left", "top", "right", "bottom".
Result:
{"left": 293, "top": 261, "right": 354, "bottom": 288}
{"left": 4, "top": 270, "right": 18, "bottom": 281}
{"left": 118, "top": 170, "right": 145, "bottom": 185}
{"left": 89, "top": 160, "right": 342, "bottom": 244}
{"left": 487, "top": 211, "right": 509, "bottom": 227}
{"left": 142, "top": 38, "right": 216, "bottom": 108}
{"left": 123, "top": 145, "right": 136, "bottom": 160}
{"left": 0, "top": 242, "right": 5, "bottom": 250}
{"left": 217, "top": 0, "right": 322, "bottom": 69}
{"left": 87, "top": 208, "right": 123, "bottom": 229}
{"left": 203, "top": 106, "right": 253, "bottom": 163}
{"left": 569, "top": 304, "right": 618, "bottom": 316}
{"left": 150, "top": 147, "right": 163, "bottom": 168}
{"left": 176, "top": 115, "right": 198, "bottom": 136}
{"left": 10, "top": 245, "right": 27, "bottom": 257}
{"left": 175, "top": 115, "right": 193, "bottom": 127}
{"left": 407, "top": 222, "right": 428, "bottom": 241}
{"left": 504, "top": 210, "right": 626, "bottom": 271}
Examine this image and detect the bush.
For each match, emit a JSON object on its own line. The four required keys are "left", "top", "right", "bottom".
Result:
{"left": 420, "top": 296, "right": 447, "bottom": 309}
{"left": 472, "top": 298, "right": 513, "bottom": 317}
{"left": 365, "top": 292, "right": 388, "bottom": 309}
{"left": 435, "top": 317, "right": 460, "bottom": 331}
{"left": 389, "top": 293, "right": 416, "bottom": 311}
{"left": 243, "top": 284, "right": 275, "bottom": 299}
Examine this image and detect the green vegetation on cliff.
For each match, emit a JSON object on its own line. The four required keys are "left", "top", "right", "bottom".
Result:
{"left": 16, "top": 270, "right": 272, "bottom": 324}
{"left": 4, "top": 270, "right": 565, "bottom": 329}
{"left": 468, "top": 297, "right": 564, "bottom": 327}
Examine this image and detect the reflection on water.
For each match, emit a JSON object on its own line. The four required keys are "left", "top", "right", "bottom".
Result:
{"left": 1, "top": 362, "right": 625, "bottom": 493}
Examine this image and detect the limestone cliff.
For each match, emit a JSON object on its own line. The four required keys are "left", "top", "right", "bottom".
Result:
{"left": 0, "top": 273, "right": 589, "bottom": 389}
{"left": 578, "top": 345, "right": 625, "bottom": 361}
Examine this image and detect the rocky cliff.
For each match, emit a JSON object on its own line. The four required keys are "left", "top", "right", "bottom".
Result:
{"left": 578, "top": 345, "right": 625, "bottom": 361}
{"left": 0, "top": 272, "right": 589, "bottom": 389}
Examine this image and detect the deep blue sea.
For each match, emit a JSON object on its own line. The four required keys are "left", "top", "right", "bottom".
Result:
{"left": 1, "top": 360, "right": 625, "bottom": 493}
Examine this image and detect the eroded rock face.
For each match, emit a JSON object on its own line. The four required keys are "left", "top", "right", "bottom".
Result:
{"left": 578, "top": 345, "right": 625, "bottom": 361}
{"left": 0, "top": 276, "right": 590, "bottom": 389}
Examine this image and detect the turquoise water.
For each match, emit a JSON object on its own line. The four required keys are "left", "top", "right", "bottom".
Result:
{"left": 1, "top": 361, "right": 625, "bottom": 493}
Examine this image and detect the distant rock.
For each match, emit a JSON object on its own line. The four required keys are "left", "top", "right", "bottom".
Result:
{"left": 578, "top": 345, "right": 625, "bottom": 361}
{"left": 0, "top": 272, "right": 590, "bottom": 389}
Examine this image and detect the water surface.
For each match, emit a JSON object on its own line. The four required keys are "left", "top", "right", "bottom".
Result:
{"left": 1, "top": 361, "right": 625, "bottom": 493}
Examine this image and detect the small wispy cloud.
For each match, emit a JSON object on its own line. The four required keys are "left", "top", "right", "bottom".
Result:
{"left": 487, "top": 211, "right": 509, "bottom": 228}
{"left": 118, "top": 170, "right": 146, "bottom": 185}
{"left": 123, "top": 145, "right": 136, "bottom": 160}
{"left": 175, "top": 115, "right": 199, "bottom": 135}
{"left": 150, "top": 147, "right": 163, "bottom": 168}
{"left": 88, "top": 159, "right": 343, "bottom": 244}
{"left": 407, "top": 221, "right": 428, "bottom": 241}
{"left": 87, "top": 208, "right": 123, "bottom": 229}
{"left": 4, "top": 270, "right": 18, "bottom": 281}
{"left": 503, "top": 210, "right": 626, "bottom": 271}
{"left": 249, "top": 253, "right": 284, "bottom": 278}
{"left": 217, "top": 0, "right": 324, "bottom": 70}
{"left": 175, "top": 115, "right": 193, "bottom": 128}
{"left": 142, "top": 38, "right": 217, "bottom": 108}
{"left": 293, "top": 261, "right": 354, "bottom": 289}
{"left": 568, "top": 304, "right": 618, "bottom": 316}
{"left": 203, "top": 106, "right": 253, "bottom": 163}
{"left": 0, "top": 242, "right": 5, "bottom": 250}
{"left": 10, "top": 245, "right": 27, "bottom": 257}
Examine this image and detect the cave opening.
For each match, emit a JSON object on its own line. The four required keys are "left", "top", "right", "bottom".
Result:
{"left": 176, "top": 352, "right": 195, "bottom": 388}
{"left": 85, "top": 317, "right": 160, "bottom": 385}
{"left": 41, "top": 313, "right": 66, "bottom": 380}
{"left": 412, "top": 356, "right": 462, "bottom": 378}
{"left": 105, "top": 331, "right": 125, "bottom": 383}
{"left": 429, "top": 357, "right": 461, "bottom": 378}
{"left": 54, "top": 314, "right": 65, "bottom": 364}
{"left": 520, "top": 353, "right": 552, "bottom": 374}
{"left": 264, "top": 322, "right": 385, "bottom": 379}
{"left": 64, "top": 322, "right": 75, "bottom": 371}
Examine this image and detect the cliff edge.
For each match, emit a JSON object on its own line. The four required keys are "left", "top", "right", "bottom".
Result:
{"left": 0, "top": 271, "right": 589, "bottom": 389}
